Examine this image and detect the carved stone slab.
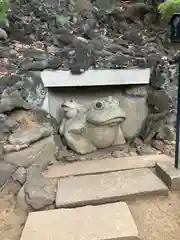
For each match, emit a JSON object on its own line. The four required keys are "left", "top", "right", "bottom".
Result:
{"left": 41, "top": 69, "right": 150, "bottom": 87}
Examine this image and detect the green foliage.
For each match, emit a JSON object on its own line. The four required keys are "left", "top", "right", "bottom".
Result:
{"left": 55, "top": 15, "right": 69, "bottom": 26}
{"left": 0, "top": 0, "right": 9, "bottom": 25}
{"left": 158, "top": 0, "right": 180, "bottom": 20}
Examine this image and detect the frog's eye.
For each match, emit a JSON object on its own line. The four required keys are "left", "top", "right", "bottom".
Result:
{"left": 94, "top": 101, "right": 105, "bottom": 110}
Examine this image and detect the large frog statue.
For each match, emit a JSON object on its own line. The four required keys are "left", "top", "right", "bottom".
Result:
{"left": 59, "top": 97, "right": 126, "bottom": 154}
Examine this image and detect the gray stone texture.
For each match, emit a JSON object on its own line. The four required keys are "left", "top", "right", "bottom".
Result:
{"left": 156, "top": 162, "right": 180, "bottom": 190}
{"left": 20, "top": 202, "right": 140, "bottom": 240}
{"left": 56, "top": 168, "right": 168, "bottom": 208}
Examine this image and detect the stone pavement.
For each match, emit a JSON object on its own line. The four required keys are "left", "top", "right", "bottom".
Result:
{"left": 20, "top": 202, "right": 140, "bottom": 240}
{"left": 20, "top": 155, "right": 173, "bottom": 240}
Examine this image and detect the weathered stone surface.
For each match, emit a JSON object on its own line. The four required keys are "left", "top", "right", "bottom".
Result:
{"left": 12, "top": 167, "right": 27, "bottom": 184}
{"left": 43, "top": 154, "right": 173, "bottom": 179}
{"left": 5, "top": 136, "right": 56, "bottom": 167}
{"left": 156, "top": 162, "right": 180, "bottom": 190}
{"left": 20, "top": 202, "right": 139, "bottom": 240}
{"left": 8, "top": 126, "right": 51, "bottom": 145}
{"left": 0, "top": 114, "right": 18, "bottom": 141}
{"left": 151, "top": 140, "right": 175, "bottom": 157}
{"left": 157, "top": 125, "right": 176, "bottom": 141}
{"left": 56, "top": 168, "right": 168, "bottom": 208}
{"left": 0, "top": 160, "right": 16, "bottom": 187}
{"left": 125, "top": 85, "right": 148, "bottom": 97}
{"left": 16, "top": 185, "right": 31, "bottom": 211}
{"left": 0, "top": 86, "right": 31, "bottom": 114}
{"left": 24, "top": 165, "right": 57, "bottom": 210}
{"left": 120, "top": 95, "right": 148, "bottom": 139}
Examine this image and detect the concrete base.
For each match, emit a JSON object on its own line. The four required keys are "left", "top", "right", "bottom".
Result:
{"left": 156, "top": 162, "right": 180, "bottom": 190}
{"left": 20, "top": 202, "right": 140, "bottom": 240}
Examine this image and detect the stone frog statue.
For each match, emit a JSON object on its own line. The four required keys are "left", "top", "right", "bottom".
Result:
{"left": 59, "top": 97, "right": 126, "bottom": 154}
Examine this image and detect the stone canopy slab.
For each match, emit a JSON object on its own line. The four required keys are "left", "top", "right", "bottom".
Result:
{"left": 41, "top": 68, "right": 151, "bottom": 87}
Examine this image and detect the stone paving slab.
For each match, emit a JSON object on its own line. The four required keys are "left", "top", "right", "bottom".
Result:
{"left": 156, "top": 162, "right": 180, "bottom": 190}
{"left": 56, "top": 168, "right": 168, "bottom": 208}
{"left": 43, "top": 154, "right": 173, "bottom": 179}
{"left": 20, "top": 202, "right": 140, "bottom": 240}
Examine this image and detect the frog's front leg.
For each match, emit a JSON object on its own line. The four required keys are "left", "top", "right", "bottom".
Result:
{"left": 113, "top": 125, "right": 126, "bottom": 146}
{"left": 65, "top": 127, "right": 97, "bottom": 154}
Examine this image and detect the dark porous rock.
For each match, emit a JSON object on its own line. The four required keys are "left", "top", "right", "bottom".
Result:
{"left": 125, "top": 2, "right": 154, "bottom": 21}
{"left": 101, "top": 53, "right": 130, "bottom": 68}
{"left": 136, "top": 144, "right": 156, "bottom": 155}
{"left": 69, "top": 41, "right": 95, "bottom": 74}
{"left": 0, "top": 85, "right": 31, "bottom": 114}
{"left": 21, "top": 71, "right": 46, "bottom": 107}
{"left": 29, "top": 108, "right": 59, "bottom": 134}
{"left": 146, "top": 54, "right": 163, "bottom": 67}
{"left": 156, "top": 124, "right": 176, "bottom": 142}
{"left": 140, "top": 110, "right": 172, "bottom": 143}
{"left": 47, "top": 56, "right": 62, "bottom": 69}
{"left": 132, "top": 137, "right": 156, "bottom": 155}
{"left": 18, "top": 60, "right": 49, "bottom": 73}
{"left": 0, "top": 75, "right": 22, "bottom": 95}
{"left": 23, "top": 48, "right": 47, "bottom": 61}
{"left": 0, "top": 114, "right": 19, "bottom": 141}
{"left": 147, "top": 89, "right": 174, "bottom": 112}
{"left": 0, "top": 46, "right": 10, "bottom": 58}
{"left": 151, "top": 139, "right": 175, "bottom": 157}
{"left": 104, "top": 43, "right": 128, "bottom": 54}
{"left": 122, "top": 29, "right": 143, "bottom": 45}
{"left": 24, "top": 164, "right": 57, "bottom": 210}
{"left": 56, "top": 29, "right": 76, "bottom": 45}
{"left": 150, "top": 62, "right": 169, "bottom": 89}
{"left": 125, "top": 85, "right": 148, "bottom": 97}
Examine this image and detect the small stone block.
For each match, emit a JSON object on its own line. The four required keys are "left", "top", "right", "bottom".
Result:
{"left": 20, "top": 202, "right": 140, "bottom": 240}
{"left": 56, "top": 168, "right": 168, "bottom": 208}
{"left": 156, "top": 162, "right": 180, "bottom": 190}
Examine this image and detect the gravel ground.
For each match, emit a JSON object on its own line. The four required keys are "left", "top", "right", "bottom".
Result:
{"left": 1, "top": 180, "right": 180, "bottom": 240}
{"left": 129, "top": 193, "right": 180, "bottom": 240}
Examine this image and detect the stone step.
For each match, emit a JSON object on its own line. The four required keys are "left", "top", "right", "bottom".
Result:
{"left": 43, "top": 154, "right": 173, "bottom": 179}
{"left": 20, "top": 202, "right": 140, "bottom": 240}
{"left": 56, "top": 168, "right": 168, "bottom": 208}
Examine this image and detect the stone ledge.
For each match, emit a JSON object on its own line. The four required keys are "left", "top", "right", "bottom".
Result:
{"left": 56, "top": 168, "right": 168, "bottom": 208}
{"left": 155, "top": 162, "right": 180, "bottom": 190}
{"left": 20, "top": 202, "right": 140, "bottom": 240}
{"left": 43, "top": 154, "right": 173, "bottom": 179}
{"left": 41, "top": 69, "right": 150, "bottom": 87}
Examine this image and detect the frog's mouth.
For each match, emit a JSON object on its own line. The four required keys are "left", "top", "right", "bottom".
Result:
{"left": 62, "top": 106, "right": 69, "bottom": 112}
{"left": 96, "top": 116, "right": 126, "bottom": 125}
{"left": 88, "top": 116, "right": 126, "bottom": 126}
